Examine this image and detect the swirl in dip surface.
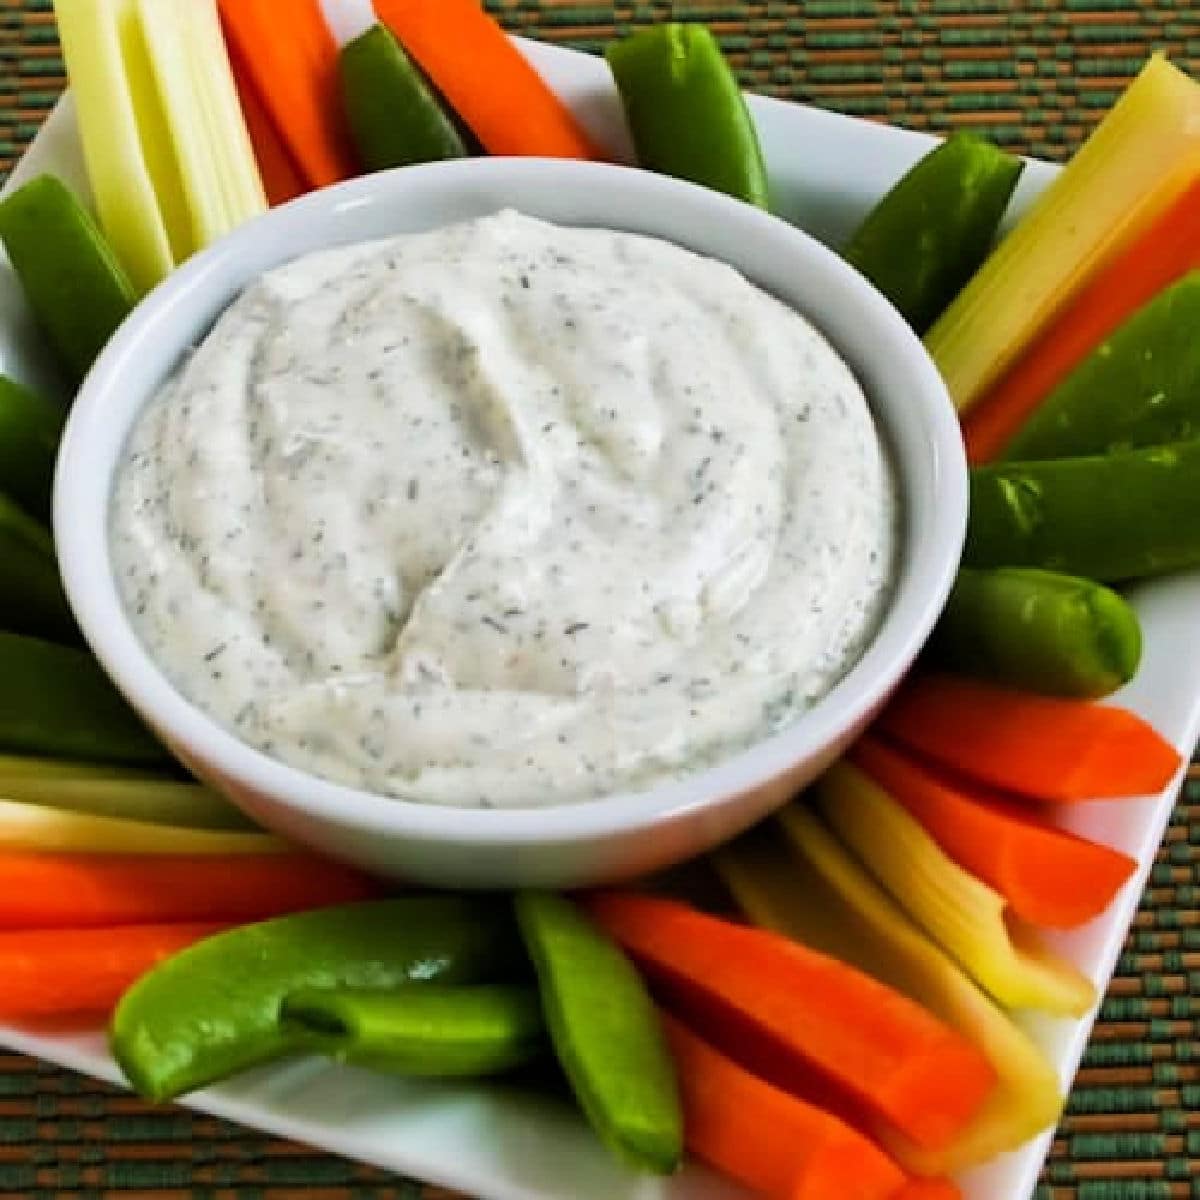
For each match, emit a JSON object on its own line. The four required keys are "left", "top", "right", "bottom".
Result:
{"left": 110, "top": 211, "right": 896, "bottom": 808}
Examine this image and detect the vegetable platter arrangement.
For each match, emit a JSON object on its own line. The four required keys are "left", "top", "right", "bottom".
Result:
{"left": 2, "top": 1, "right": 1200, "bottom": 1198}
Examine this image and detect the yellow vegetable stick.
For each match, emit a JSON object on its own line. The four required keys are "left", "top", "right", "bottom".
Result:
{"left": 716, "top": 811, "right": 1063, "bottom": 1175}
{"left": 0, "top": 797, "right": 284, "bottom": 855}
{"left": 53, "top": 0, "right": 185, "bottom": 292}
{"left": 815, "top": 762, "right": 1095, "bottom": 1018}
{"left": 926, "top": 54, "right": 1200, "bottom": 411}
{"left": 136, "top": 0, "right": 266, "bottom": 250}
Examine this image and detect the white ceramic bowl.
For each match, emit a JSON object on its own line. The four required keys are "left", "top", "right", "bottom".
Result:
{"left": 54, "top": 157, "right": 965, "bottom": 888}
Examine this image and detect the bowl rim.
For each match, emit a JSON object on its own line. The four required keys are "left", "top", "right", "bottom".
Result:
{"left": 54, "top": 155, "right": 966, "bottom": 845}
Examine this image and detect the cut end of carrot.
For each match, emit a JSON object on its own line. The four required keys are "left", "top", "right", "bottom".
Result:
{"left": 878, "top": 673, "right": 1182, "bottom": 803}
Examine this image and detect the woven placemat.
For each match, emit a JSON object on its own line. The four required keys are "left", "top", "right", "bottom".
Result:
{"left": 2, "top": 3, "right": 1198, "bottom": 1197}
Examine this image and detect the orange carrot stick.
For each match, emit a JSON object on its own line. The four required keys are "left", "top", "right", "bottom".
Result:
{"left": 663, "top": 1015, "right": 907, "bottom": 1200}
{"left": 877, "top": 674, "right": 1181, "bottom": 803}
{"left": 373, "top": 0, "right": 601, "bottom": 159}
{"left": 0, "top": 923, "right": 226, "bottom": 1017}
{"left": 227, "top": 41, "right": 307, "bottom": 205}
{"left": 892, "top": 1181, "right": 963, "bottom": 1200}
{"left": 853, "top": 735, "right": 1137, "bottom": 929}
{"left": 585, "top": 893, "right": 996, "bottom": 1151}
{"left": 0, "top": 852, "right": 378, "bottom": 929}
{"left": 963, "top": 173, "right": 1200, "bottom": 463}
{"left": 217, "top": 0, "right": 358, "bottom": 188}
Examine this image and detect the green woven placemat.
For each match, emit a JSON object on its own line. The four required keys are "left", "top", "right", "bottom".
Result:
{"left": 2, "top": 3, "right": 1198, "bottom": 1197}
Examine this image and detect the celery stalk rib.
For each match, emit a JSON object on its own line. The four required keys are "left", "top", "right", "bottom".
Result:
{"left": 815, "top": 762, "right": 1095, "bottom": 1017}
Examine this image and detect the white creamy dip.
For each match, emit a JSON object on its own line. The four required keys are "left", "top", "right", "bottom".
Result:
{"left": 111, "top": 211, "right": 896, "bottom": 808}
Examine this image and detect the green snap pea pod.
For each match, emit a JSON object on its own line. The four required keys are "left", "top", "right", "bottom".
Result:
{"left": 282, "top": 984, "right": 544, "bottom": 1077}
{"left": 111, "top": 898, "right": 525, "bottom": 1102}
{"left": 514, "top": 891, "right": 682, "bottom": 1175}
{"left": 0, "top": 175, "right": 135, "bottom": 382}
{"left": 606, "top": 24, "right": 769, "bottom": 209}
{"left": 0, "top": 631, "right": 168, "bottom": 764}
{"left": 928, "top": 567, "right": 1142, "bottom": 698}
{"left": 843, "top": 131, "right": 1023, "bottom": 334}
{"left": 1003, "top": 270, "right": 1200, "bottom": 461}
{"left": 0, "top": 374, "right": 64, "bottom": 522}
{"left": 966, "top": 440, "right": 1200, "bottom": 582}
{"left": 0, "top": 493, "right": 79, "bottom": 643}
{"left": 339, "top": 24, "right": 468, "bottom": 173}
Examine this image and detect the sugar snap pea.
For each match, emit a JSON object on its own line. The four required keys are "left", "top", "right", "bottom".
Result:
{"left": 0, "top": 631, "right": 164, "bottom": 763}
{"left": 966, "top": 440, "right": 1200, "bottom": 581}
{"left": 843, "top": 131, "right": 1023, "bottom": 334}
{"left": 1003, "top": 271, "right": 1200, "bottom": 460}
{"left": 929, "top": 567, "right": 1142, "bottom": 698}
{"left": 282, "top": 984, "right": 544, "bottom": 1077}
{"left": 0, "top": 374, "right": 64, "bottom": 522}
{"left": 607, "top": 24, "right": 769, "bottom": 209}
{"left": 0, "top": 175, "right": 135, "bottom": 381}
{"left": 0, "top": 493, "right": 79, "bottom": 643}
{"left": 111, "top": 898, "right": 525, "bottom": 1101}
{"left": 515, "top": 891, "right": 682, "bottom": 1175}
{"left": 339, "top": 24, "right": 468, "bottom": 173}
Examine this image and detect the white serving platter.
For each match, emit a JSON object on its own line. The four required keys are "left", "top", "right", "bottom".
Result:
{"left": 2, "top": 18, "right": 1198, "bottom": 1200}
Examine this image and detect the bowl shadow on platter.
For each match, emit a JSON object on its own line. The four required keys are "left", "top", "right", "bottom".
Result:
{"left": 53, "top": 156, "right": 967, "bottom": 889}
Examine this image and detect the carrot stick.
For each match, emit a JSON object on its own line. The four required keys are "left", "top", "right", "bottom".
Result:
{"left": 0, "top": 923, "right": 226, "bottom": 1017}
{"left": 853, "top": 735, "right": 1137, "bottom": 929}
{"left": 877, "top": 674, "right": 1181, "bottom": 803}
{"left": 216, "top": 0, "right": 357, "bottom": 188}
{"left": 227, "top": 40, "right": 307, "bottom": 205}
{"left": 662, "top": 1015, "right": 906, "bottom": 1200}
{"left": 0, "top": 852, "right": 378, "bottom": 929}
{"left": 892, "top": 1181, "right": 962, "bottom": 1200}
{"left": 963, "top": 172, "right": 1200, "bottom": 463}
{"left": 584, "top": 893, "right": 996, "bottom": 1151}
{"left": 373, "top": 0, "right": 601, "bottom": 159}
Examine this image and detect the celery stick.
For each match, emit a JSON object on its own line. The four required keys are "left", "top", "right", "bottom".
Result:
{"left": 0, "top": 778, "right": 256, "bottom": 831}
{"left": 137, "top": 0, "right": 266, "bottom": 250}
{"left": 716, "top": 815, "right": 1062, "bottom": 1174}
{"left": 0, "top": 797, "right": 283, "bottom": 854}
{"left": 926, "top": 55, "right": 1200, "bottom": 411}
{"left": 53, "top": 0, "right": 182, "bottom": 292}
{"left": 816, "top": 762, "right": 1095, "bottom": 1016}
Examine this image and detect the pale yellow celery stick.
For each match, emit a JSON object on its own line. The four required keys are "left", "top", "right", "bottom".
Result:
{"left": 926, "top": 54, "right": 1200, "bottom": 410}
{"left": 53, "top": 0, "right": 189, "bottom": 291}
{"left": 815, "top": 762, "right": 1095, "bottom": 1017}
{"left": 136, "top": 0, "right": 266, "bottom": 249}
{"left": 0, "top": 778, "right": 256, "bottom": 831}
{"left": 0, "top": 797, "right": 283, "bottom": 854}
{"left": 716, "top": 812, "right": 1063, "bottom": 1175}
{"left": 0, "top": 754, "right": 165, "bottom": 782}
